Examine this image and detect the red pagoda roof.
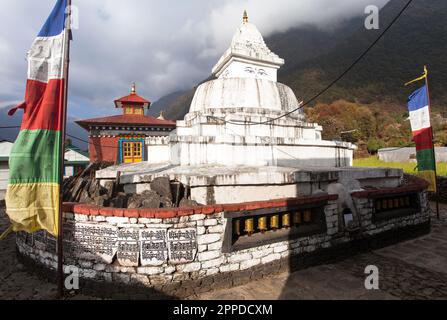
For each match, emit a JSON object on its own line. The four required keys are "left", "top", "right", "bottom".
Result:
{"left": 76, "top": 114, "right": 176, "bottom": 130}
{"left": 114, "top": 93, "right": 150, "bottom": 106}
{"left": 114, "top": 83, "right": 151, "bottom": 108}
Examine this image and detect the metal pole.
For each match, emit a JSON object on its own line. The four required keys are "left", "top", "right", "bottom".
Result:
{"left": 424, "top": 65, "right": 440, "bottom": 220}
{"left": 58, "top": 0, "right": 72, "bottom": 298}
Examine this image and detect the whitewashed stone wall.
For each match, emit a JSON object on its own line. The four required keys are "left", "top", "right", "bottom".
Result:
{"left": 16, "top": 196, "right": 429, "bottom": 289}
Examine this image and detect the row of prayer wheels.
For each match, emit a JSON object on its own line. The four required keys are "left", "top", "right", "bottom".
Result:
{"left": 375, "top": 196, "right": 411, "bottom": 212}
{"left": 233, "top": 210, "right": 313, "bottom": 237}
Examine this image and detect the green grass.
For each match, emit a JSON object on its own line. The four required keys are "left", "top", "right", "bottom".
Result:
{"left": 353, "top": 156, "right": 447, "bottom": 176}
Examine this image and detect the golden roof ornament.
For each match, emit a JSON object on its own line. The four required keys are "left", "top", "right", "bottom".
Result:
{"left": 243, "top": 10, "right": 248, "bottom": 23}
{"left": 157, "top": 111, "right": 165, "bottom": 120}
{"left": 131, "top": 82, "right": 136, "bottom": 94}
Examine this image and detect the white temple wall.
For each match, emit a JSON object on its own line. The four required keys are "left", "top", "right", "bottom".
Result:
{"left": 170, "top": 141, "right": 353, "bottom": 167}
{"left": 176, "top": 122, "right": 323, "bottom": 141}
{"left": 145, "top": 136, "right": 171, "bottom": 164}
{"left": 191, "top": 184, "right": 299, "bottom": 204}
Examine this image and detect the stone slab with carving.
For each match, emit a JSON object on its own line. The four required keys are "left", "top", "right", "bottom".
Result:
{"left": 167, "top": 228, "right": 197, "bottom": 264}
{"left": 139, "top": 228, "right": 167, "bottom": 266}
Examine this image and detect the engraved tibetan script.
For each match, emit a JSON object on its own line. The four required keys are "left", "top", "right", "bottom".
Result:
{"left": 117, "top": 228, "right": 140, "bottom": 267}
{"left": 139, "top": 229, "right": 167, "bottom": 266}
{"left": 64, "top": 223, "right": 118, "bottom": 263}
{"left": 167, "top": 228, "right": 197, "bottom": 264}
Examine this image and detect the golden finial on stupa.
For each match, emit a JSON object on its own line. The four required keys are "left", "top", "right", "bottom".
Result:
{"left": 131, "top": 82, "right": 136, "bottom": 94}
{"left": 243, "top": 10, "right": 248, "bottom": 23}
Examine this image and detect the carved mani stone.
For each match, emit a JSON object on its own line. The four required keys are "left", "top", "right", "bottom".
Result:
{"left": 139, "top": 229, "right": 168, "bottom": 266}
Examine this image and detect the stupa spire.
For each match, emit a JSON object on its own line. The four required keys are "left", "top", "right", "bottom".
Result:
{"left": 243, "top": 10, "right": 248, "bottom": 23}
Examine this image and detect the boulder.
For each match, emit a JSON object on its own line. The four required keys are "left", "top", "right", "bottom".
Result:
{"left": 127, "top": 194, "right": 144, "bottom": 209}
{"left": 160, "top": 196, "right": 173, "bottom": 208}
{"left": 110, "top": 193, "right": 128, "bottom": 208}
{"left": 103, "top": 180, "right": 115, "bottom": 199}
{"left": 170, "top": 182, "right": 185, "bottom": 207}
{"left": 138, "top": 190, "right": 160, "bottom": 208}
{"left": 150, "top": 177, "right": 172, "bottom": 201}
{"left": 93, "top": 195, "right": 109, "bottom": 207}
{"left": 79, "top": 189, "right": 92, "bottom": 204}
{"left": 179, "top": 198, "right": 199, "bottom": 207}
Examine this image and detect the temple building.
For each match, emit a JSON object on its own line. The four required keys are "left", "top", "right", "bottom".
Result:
{"left": 76, "top": 84, "right": 176, "bottom": 164}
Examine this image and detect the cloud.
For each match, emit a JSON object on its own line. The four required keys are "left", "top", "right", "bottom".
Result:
{"left": 0, "top": 0, "right": 388, "bottom": 119}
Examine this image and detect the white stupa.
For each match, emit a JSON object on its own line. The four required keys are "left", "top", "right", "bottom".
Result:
{"left": 98, "top": 12, "right": 404, "bottom": 206}
{"left": 171, "top": 11, "right": 355, "bottom": 167}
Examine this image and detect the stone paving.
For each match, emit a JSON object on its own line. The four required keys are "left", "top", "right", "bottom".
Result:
{"left": 1, "top": 203, "right": 446, "bottom": 300}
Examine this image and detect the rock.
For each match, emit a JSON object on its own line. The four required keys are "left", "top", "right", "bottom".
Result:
{"left": 103, "top": 180, "right": 115, "bottom": 198}
{"left": 170, "top": 182, "right": 185, "bottom": 206}
{"left": 140, "top": 190, "right": 161, "bottom": 208}
{"left": 197, "top": 234, "right": 221, "bottom": 245}
{"left": 127, "top": 194, "right": 144, "bottom": 209}
{"left": 179, "top": 198, "right": 199, "bottom": 207}
{"left": 93, "top": 195, "right": 109, "bottom": 206}
{"left": 78, "top": 189, "right": 91, "bottom": 203}
{"left": 70, "top": 178, "right": 87, "bottom": 202}
{"left": 150, "top": 177, "right": 172, "bottom": 200}
{"left": 111, "top": 193, "right": 128, "bottom": 208}
{"left": 160, "top": 196, "right": 173, "bottom": 208}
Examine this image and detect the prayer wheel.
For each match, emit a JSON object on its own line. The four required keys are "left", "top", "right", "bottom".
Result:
{"left": 303, "top": 210, "right": 312, "bottom": 223}
{"left": 375, "top": 200, "right": 382, "bottom": 211}
{"left": 382, "top": 199, "right": 388, "bottom": 210}
{"left": 388, "top": 199, "right": 394, "bottom": 209}
{"left": 244, "top": 218, "right": 254, "bottom": 236}
{"left": 394, "top": 198, "right": 399, "bottom": 208}
{"left": 270, "top": 215, "right": 279, "bottom": 230}
{"left": 293, "top": 211, "right": 302, "bottom": 225}
{"left": 233, "top": 219, "right": 241, "bottom": 236}
{"left": 282, "top": 213, "right": 291, "bottom": 228}
{"left": 399, "top": 197, "right": 405, "bottom": 207}
{"left": 258, "top": 216, "right": 268, "bottom": 233}
{"left": 405, "top": 196, "right": 410, "bottom": 206}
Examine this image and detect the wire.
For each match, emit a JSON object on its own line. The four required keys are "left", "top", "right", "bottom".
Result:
{"left": 209, "top": 0, "right": 414, "bottom": 126}
{"left": 0, "top": 126, "right": 22, "bottom": 129}
{"left": 0, "top": 125, "right": 122, "bottom": 150}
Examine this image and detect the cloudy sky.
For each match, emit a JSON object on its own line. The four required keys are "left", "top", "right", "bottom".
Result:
{"left": 0, "top": 0, "right": 388, "bottom": 120}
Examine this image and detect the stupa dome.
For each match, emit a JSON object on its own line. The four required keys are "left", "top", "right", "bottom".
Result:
{"left": 189, "top": 77, "right": 304, "bottom": 118}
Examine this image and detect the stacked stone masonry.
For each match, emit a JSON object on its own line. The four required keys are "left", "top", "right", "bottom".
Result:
{"left": 16, "top": 181, "right": 431, "bottom": 297}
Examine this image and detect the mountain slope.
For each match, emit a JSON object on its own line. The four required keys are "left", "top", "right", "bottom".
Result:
{"left": 155, "top": 0, "right": 447, "bottom": 120}
{"left": 282, "top": 0, "right": 447, "bottom": 105}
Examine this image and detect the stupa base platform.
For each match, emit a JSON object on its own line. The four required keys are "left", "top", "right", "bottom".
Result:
{"left": 96, "top": 163, "right": 403, "bottom": 205}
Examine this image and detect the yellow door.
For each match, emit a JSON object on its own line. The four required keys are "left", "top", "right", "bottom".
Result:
{"left": 122, "top": 141, "right": 143, "bottom": 163}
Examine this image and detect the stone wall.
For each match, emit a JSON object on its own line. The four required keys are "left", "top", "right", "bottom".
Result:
{"left": 16, "top": 180, "right": 430, "bottom": 298}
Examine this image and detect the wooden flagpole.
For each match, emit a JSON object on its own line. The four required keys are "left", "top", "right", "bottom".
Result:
{"left": 58, "top": 0, "right": 72, "bottom": 299}
{"left": 423, "top": 65, "right": 440, "bottom": 220}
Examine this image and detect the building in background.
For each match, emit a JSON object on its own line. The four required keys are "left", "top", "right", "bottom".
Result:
{"left": 64, "top": 145, "right": 90, "bottom": 177}
{"left": 0, "top": 140, "right": 13, "bottom": 200}
{"left": 76, "top": 84, "right": 176, "bottom": 164}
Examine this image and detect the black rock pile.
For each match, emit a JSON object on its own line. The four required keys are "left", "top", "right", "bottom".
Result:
{"left": 62, "top": 162, "right": 199, "bottom": 209}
